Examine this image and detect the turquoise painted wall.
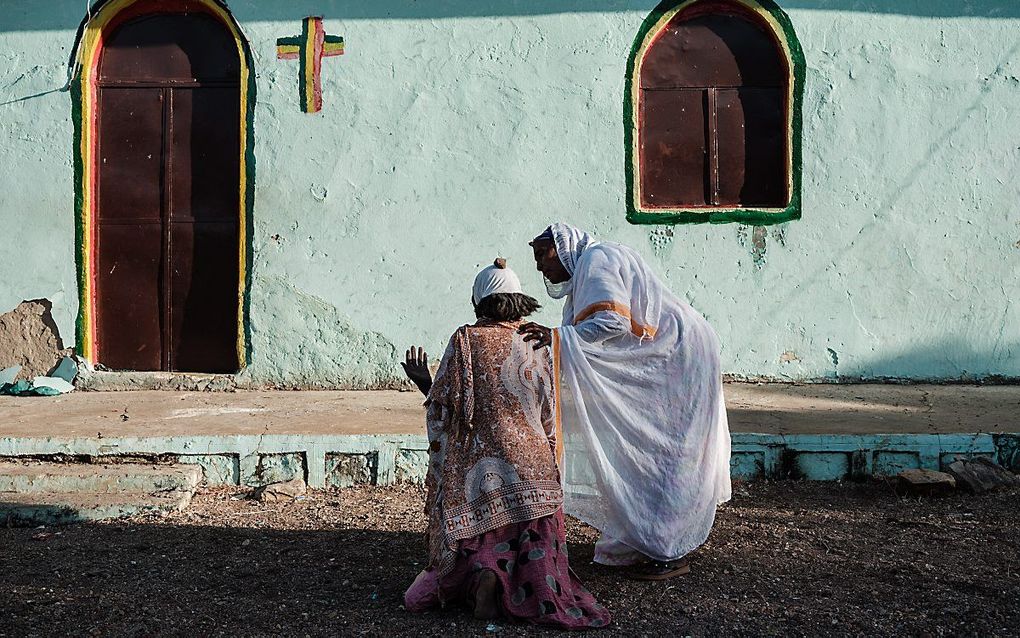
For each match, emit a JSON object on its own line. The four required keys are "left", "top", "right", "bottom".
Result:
{"left": 0, "top": 1, "right": 1017, "bottom": 385}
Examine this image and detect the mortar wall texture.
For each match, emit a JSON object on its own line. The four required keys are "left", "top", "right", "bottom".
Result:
{"left": 0, "top": 1, "right": 1017, "bottom": 385}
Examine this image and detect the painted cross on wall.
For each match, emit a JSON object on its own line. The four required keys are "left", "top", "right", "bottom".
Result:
{"left": 277, "top": 17, "right": 344, "bottom": 113}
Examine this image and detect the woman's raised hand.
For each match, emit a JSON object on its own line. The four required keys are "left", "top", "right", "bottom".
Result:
{"left": 401, "top": 346, "right": 433, "bottom": 396}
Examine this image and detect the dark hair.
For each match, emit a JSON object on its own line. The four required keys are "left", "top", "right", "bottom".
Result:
{"left": 474, "top": 293, "right": 542, "bottom": 322}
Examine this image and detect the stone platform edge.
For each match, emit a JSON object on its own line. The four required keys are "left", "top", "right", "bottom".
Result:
{"left": 3, "top": 433, "right": 1019, "bottom": 487}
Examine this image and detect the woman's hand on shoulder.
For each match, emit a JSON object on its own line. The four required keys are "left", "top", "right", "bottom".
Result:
{"left": 518, "top": 322, "right": 552, "bottom": 350}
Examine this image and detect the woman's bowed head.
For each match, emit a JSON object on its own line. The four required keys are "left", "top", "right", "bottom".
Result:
{"left": 529, "top": 229, "right": 571, "bottom": 286}
{"left": 519, "top": 229, "right": 570, "bottom": 350}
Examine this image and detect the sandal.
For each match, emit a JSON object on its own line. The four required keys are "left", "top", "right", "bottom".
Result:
{"left": 626, "top": 559, "right": 691, "bottom": 581}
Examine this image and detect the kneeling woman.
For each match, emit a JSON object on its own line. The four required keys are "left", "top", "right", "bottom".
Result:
{"left": 401, "top": 259, "right": 610, "bottom": 630}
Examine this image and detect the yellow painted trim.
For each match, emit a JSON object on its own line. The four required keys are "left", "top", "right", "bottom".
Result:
{"left": 630, "top": 0, "right": 796, "bottom": 214}
{"left": 75, "top": 0, "right": 250, "bottom": 368}
{"left": 303, "top": 19, "right": 317, "bottom": 112}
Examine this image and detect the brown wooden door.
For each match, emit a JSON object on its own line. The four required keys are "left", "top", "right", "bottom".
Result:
{"left": 96, "top": 13, "right": 240, "bottom": 372}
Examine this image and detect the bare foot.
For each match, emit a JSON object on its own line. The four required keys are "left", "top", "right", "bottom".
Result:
{"left": 472, "top": 569, "right": 500, "bottom": 620}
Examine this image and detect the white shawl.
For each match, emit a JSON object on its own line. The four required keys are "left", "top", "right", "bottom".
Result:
{"left": 548, "top": 223, "right": 732, "bottom": 562}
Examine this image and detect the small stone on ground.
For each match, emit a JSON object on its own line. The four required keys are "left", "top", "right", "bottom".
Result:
{"left": 896, "top": 469, "right": 956, "bottom": 496}
{"left": 253, "top": 477, "right": 307, "bottom": 502}
{"left": 946, "top": 457, "right": 1020, "bottom": 493}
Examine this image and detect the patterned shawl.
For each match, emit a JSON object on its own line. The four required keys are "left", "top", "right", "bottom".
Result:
{"left": 424, "top": 319, "right": 562, "bottom": 578}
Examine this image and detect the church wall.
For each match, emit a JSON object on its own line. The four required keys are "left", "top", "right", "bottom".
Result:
{"left": 0, "top": 1, "right": 1017, "bottom": 385}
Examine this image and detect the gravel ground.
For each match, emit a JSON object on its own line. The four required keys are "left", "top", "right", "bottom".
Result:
{"left": 2, "top": 481, "right": 1018, "bottom": 637}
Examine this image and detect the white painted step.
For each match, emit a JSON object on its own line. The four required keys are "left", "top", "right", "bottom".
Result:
{"left": 0, "top": 489, "right": 195, "bottom": 526}
{"left": 0, "top": 462, "right": 202, "bottom": 495}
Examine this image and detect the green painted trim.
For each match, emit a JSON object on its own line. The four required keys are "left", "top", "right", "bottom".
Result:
{"left": 276, "top": 36, "right": 301, "bottom": 46}
{"left": 240, "top": 40, "right": 257, "bottom": 368}
{"left": 298, "top": 17, "right": 310, "bottom": 113}
{"left": 71, "top": 81, "right": 87, "bottom": 355}
{"left": 323, "top": 35, "right": 344, "bottom": 45}
{"left": 624, "top": 0, "right": 806, "bottom": 227}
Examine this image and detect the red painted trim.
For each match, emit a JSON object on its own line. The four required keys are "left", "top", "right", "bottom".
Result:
{"left": 311, "top": 17, "right": 324, "bottom": 113}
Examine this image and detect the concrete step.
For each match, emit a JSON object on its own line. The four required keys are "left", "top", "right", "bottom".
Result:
{"left": 0, "top": 489, "right": 195, "bottom": 526}
{"left": 0, "top": 462, "right": 202, "bottom": 495}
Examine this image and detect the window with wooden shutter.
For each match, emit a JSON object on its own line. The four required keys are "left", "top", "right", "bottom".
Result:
{"left": 626, "top": 0, "right": 804, "bottom": 225}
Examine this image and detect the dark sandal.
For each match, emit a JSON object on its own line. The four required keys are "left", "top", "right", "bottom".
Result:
{"left": 627, "top": 560, "right": 691, "bottom": 581}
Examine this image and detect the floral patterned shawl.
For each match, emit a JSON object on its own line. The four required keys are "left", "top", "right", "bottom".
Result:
{"left": 424, "top": 319, "right": 562, "bottom": 578}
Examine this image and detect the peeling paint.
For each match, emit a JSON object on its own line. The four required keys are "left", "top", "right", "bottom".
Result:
{"left": 751, "top": 226, "right": 768, "bottom": 268}
{"left": 770, "top": 224, "right": 788, "bottom": 247}
{"left": 736, "top": 225, "right": 769, "bottom": 269}
{"left": 648, "top": 226, "right": 674, "bottom": 257}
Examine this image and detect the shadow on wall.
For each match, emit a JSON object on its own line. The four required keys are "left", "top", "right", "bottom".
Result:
{"left": 836, "top": 339, "right": 1019, "bottom": 382}
{"left": 4, "top": 0, "right": 1020, "bottom": 33}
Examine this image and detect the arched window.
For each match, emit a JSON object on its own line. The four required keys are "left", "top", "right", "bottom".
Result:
{"left": 625, "top": 0, "right": 804, "bottom": 225}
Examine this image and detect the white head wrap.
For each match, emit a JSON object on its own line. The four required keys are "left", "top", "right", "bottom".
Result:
{"left": 472, "top": 258, "right": 524, "bottom": 305}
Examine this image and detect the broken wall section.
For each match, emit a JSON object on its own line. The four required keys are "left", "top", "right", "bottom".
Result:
{"left": 0, "top": 300, "right": 69, "bottom": 380}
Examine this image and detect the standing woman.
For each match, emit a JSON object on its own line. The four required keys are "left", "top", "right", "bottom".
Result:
{"left": 401, "top": 258, "right": 610, "bottom": 629}
{"left": 520, "top": 223, "right": 732, "bottom": 580}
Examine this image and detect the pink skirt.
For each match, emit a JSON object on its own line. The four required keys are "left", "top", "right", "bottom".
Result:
{"left": 405, "top": 510, "right": 610, "bottom": 630}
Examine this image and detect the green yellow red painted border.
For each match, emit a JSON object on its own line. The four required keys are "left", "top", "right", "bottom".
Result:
{"left": 70, "top": 0, "right": 256, "bottom": 368}
{"left": 624, "top": 0, "right": 805, "bottom": 226}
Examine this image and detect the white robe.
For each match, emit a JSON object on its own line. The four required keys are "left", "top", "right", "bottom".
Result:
{"left": 547, "top": 224, "right": 732, "bottom": 564}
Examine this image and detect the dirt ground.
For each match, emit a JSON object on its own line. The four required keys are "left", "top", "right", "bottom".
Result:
{"left": 2, "top": 482, "right": 1018, "bottom": 637}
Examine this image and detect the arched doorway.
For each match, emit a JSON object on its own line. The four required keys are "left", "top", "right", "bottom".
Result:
{"left": 73, "top": 0, "right": 252, "bottom": 372}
